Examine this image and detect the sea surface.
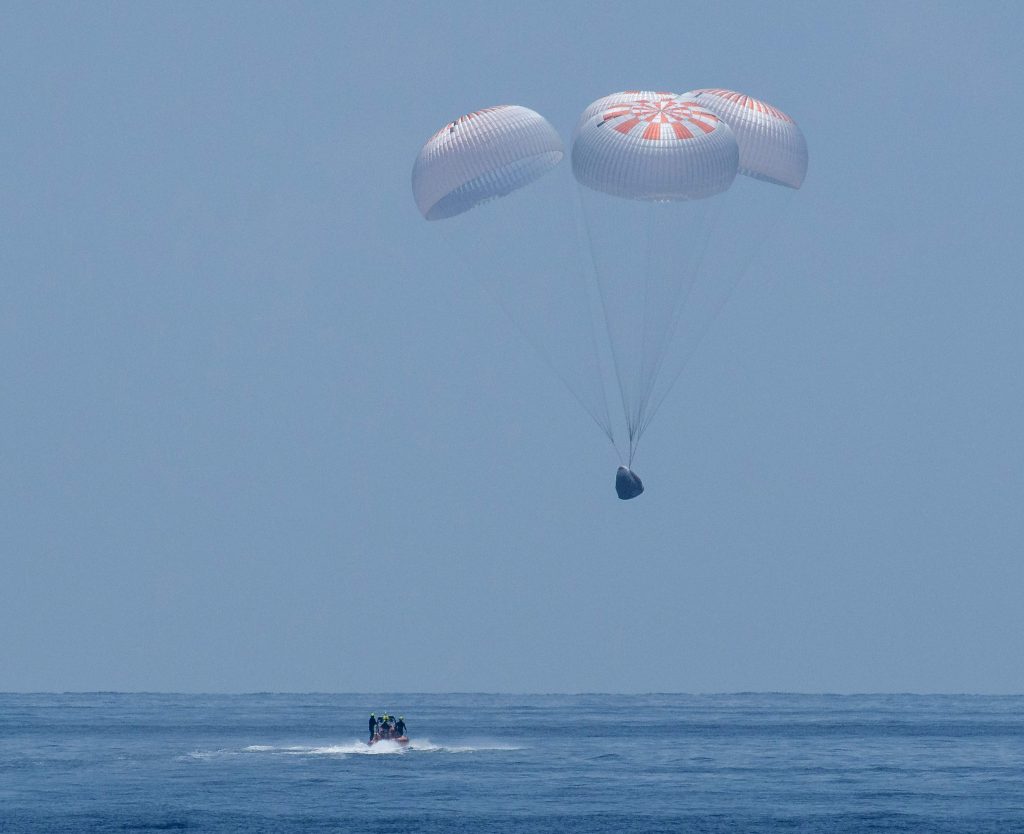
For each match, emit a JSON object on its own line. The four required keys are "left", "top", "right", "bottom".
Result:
{"left": 2, "top": 693, "right": 1022, "bottom": 832}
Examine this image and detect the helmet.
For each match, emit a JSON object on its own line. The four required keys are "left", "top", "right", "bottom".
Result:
{"left": 370, "top": 713, "right": 375, "bottom": 717}
{"left": 399, "top": 716, "right": 404, "bottom": 720}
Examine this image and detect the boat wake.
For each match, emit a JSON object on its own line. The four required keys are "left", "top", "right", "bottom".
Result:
{"left": 186, "top": 739, "right": 522, "bottom": 759}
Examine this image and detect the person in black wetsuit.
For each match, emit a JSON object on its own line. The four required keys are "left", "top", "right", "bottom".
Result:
{"left": 394, "top": 716, "right": 406, "bottom": 737}
{"left": 368, "top": 713, "right": 377, "bottom": 742}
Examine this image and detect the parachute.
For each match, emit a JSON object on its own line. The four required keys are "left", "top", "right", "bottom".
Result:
{"left": 682, "top": 89, "right": 808, "bottom": 188}
{"left": 412, "top": 91, "right": 807, "bottom": 499}
{"left": 571, "top": 93, "right": 740, "bottom": 471}
{"left": 411, "top": 105, "right": 564, "bottom": 221}
{"left": 572, "top": 94, "right": 738, "bottom": 201}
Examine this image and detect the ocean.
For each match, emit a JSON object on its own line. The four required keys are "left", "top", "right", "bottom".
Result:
{"left": 2, "top": 693, "right": 1022, "bottom": 832}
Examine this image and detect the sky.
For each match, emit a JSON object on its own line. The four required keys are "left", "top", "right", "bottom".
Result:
{"left": 2, "top": 1, "right": 1023, "bottom": 694}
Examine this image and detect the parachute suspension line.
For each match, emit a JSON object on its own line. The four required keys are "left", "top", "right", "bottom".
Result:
{"left": 629, "top": 199, "right": 667, "bottom": 461}
{"left": 476, "top": 258, "right": 618, "bottom": 449}
{"left": 633, "top": 199, "right": 657, "bottom": 445}
{"left": 436, "top": 216, "right": 618, "bottom": 450}
{"left": 638, "top": 192, "right": 794, "bottom": 438}
{"left": 570, "top": 188, "right": 618, "bottom": 452}
{"left": 627, "top": 198, "right": 719, "bottom": 450}
{"left": 577, "top": 183, "right": 633, "bottom": 457}
{"left": 634, "top": 200, "right": 661, "bottom": 445}
{"left": 634, "top": 197, "right": 723, "bottom": 439}
{"left": 632, "top": 202, "right": 677, "bottom": 448}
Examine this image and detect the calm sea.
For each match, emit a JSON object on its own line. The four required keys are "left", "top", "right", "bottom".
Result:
{"left": 1, "top": 693, "right": 1022, "bottom": 832}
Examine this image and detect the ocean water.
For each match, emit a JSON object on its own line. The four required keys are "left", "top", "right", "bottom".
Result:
{"left": 1, "top": 693, "right": 1022, "bottom": 832}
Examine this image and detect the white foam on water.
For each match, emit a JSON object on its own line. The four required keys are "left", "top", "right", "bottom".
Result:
{"left": 299, "top": 739, "right": 406, "bottom": 755}
{"left": 412, "top": 738, "right": 525, "bottom": 753}
{"left": 185, "top": 738, "right": 528, "bottom": 758}
{"left": 183, "top": 748, "right": 239, "bottom": 760}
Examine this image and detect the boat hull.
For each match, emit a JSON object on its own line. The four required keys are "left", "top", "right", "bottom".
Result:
{"left": 368, "top": 735, "right": 409, "bottom": 746}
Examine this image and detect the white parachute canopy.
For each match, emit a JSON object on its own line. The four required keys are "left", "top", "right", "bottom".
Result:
{"left": 411, "top": 105, "right": 564, "bottom": 221}
{"left": 682, "top": 89, "right": 808, "bottom": 188}
{"left": 572, "top": 93, "right": 738, "bottom": 201}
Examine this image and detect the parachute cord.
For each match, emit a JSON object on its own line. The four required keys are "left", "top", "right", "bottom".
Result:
{"left": 626, "top": 416, "right": 641, "bottom": 467}
{"left": 571, "top": 190, "right": 618, "bottom": 451}
{"left": 638, "top": 194, "right": 794, "bottom": 437}
{"left": 478, "top": 272, "right": 619, "bottom": 449}
{"left": 634, "top": 197, "right": 722, "bottom": 438}
{"left": 435, "top": 213, "right": 620, "bottom": 454}
{"left": 634, "top": 200, "right": 656, "bottom": 437}
{"left": 577, "top": 183, "right": 633, "bottom": 447}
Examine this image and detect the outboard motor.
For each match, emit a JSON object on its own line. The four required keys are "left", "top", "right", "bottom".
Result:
{"left": 615, "top": 466, "right": 644, "bottom": 500}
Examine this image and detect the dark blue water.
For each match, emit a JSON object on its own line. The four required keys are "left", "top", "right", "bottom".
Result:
{"left": 2, "top": 693, "right": 1022, "bottom": 832}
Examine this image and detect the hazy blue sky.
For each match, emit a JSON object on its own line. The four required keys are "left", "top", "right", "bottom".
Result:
{"left": 3, "top": 1, "right": 1023, "bottom": 693}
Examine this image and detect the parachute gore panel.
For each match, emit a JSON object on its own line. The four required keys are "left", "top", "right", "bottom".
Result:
{"left": 572, "top": 92, "right": 738, "bottom": 201}
{"left": 412, "top": 105, "right": 564, "bottom": 220}
{"left": 683, "top": 89, "right": 808, "bottom": 188}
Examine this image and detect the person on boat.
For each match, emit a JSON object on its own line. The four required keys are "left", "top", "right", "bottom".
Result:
{"left": 369, "top": 713, "right": 377, "bottom": 742}
{"left": 394, "top": 716, "right": 406, "bottom": 737}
